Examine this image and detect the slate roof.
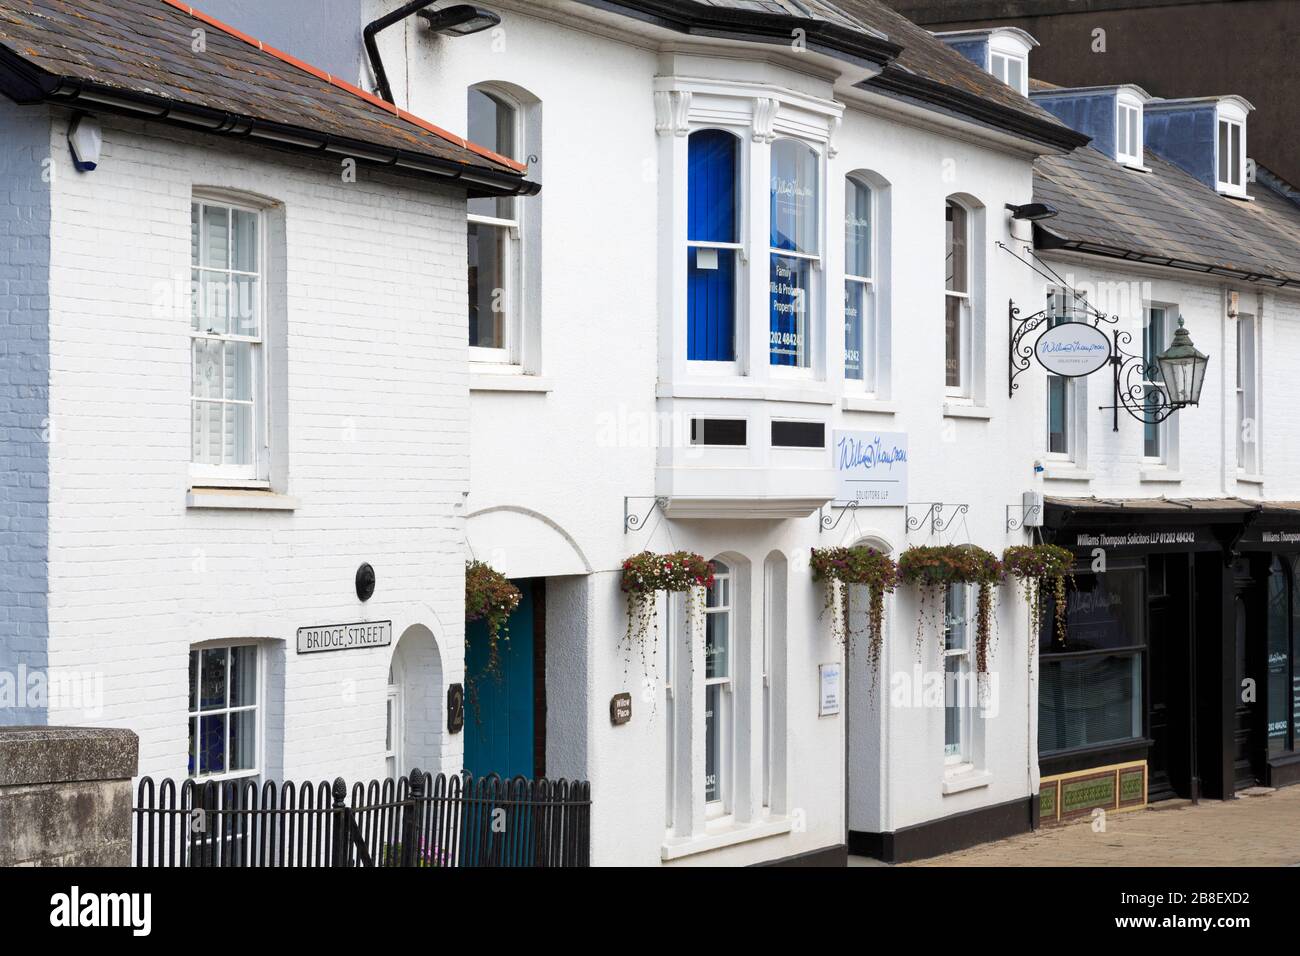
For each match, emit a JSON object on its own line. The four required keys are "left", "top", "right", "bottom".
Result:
{"left": 578, "top": 0, "right": 1087, "bottom": 149}
{"left": 0, "top": 0, "right": 535, "bottom": 195}
{"left": 1034, "top": 142, "right": 1300, "bottom": 287}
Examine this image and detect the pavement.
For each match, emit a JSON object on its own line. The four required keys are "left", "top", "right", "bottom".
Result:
{"left": 849, "top": 785, "right": 1300, "bottom": 866}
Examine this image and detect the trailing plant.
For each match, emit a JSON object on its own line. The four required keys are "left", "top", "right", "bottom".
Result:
{"left": 465, "top": 560, "right": 522, "bottom": 681}
{"left": 1003, "top": 543, "right": 1074, "bottom": 652}
{"left": 809, "top": 546, "right": 898, "bottom": 671}
{"left": 898, "top": 545, "right": 1002, "bottom": 670}
{"left": 620, "top": 551, "right": 715, "bottom": 680}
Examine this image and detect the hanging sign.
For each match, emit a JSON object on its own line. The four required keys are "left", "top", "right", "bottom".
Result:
{"left": 1035, "top": 322, "right": 1112, "bottom": 377}
{"left": 832, "top": 430, "right": 908, "bottom": 507}
{"left": 296, "top": 620, "right": 392, "bottom": 654}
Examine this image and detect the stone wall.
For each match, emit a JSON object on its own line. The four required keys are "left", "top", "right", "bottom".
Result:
{"left": 0, "top": 727, "right": 138, "bottom": 866}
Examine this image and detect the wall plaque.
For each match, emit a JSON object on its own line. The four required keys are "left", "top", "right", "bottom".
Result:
{"left": 610, "top": 692, "right": 632, "bottom": 726}
{"left": 296, "top": 620, "right": 392, "bottom": 654}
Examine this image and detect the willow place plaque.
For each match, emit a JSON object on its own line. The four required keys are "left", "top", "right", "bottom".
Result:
{"left": 297, "top": 620, "right": 393, "bottom": 654}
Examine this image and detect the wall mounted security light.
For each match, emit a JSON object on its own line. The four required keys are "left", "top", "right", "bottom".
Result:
{"left": 68, "top": 113, "right": 102, "bottom": 172}
{"left": 1005, "top": 202, "right": 1058, "bottom": 221}
{"left": 364, "top": 2, "right": 501, "bottom": 104}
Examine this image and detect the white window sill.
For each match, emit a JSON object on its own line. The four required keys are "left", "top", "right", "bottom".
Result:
{"left": 660, "top": 815, "right": 792, "bottom": 861}
{"left": 942, "top": 403, "right": 992, "bottom": 420}
{"left": 470, "top": 372, "right": 552, "bottom": 393}
{"left": 942, "top": 768, "right": 993, "bottom": 795}
{"left": 1237, "top": 472, "right": 1265, "bottom": 486}
{"left": 1139, "top": 467, "right": 1182, "bottom": 484}
{"left": 656, "top": 381, "right": 836, "bottom": 406}
{"left": 1043, "top": 464, "right": 1093, "bottom": 482}
{"left": 187, "top": 488, "right": 299, "bottom": 511}
{"left": 842, "top": 395, "right": 896, "bottom": 415}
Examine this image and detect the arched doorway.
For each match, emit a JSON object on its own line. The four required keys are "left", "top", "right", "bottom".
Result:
{"left": 389, "top": 623, "right": 444, "bottom": 777}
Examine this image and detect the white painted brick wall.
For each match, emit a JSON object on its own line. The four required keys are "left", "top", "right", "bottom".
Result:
{"left": 43, "top": 113, "right": 468, "bottom": 785}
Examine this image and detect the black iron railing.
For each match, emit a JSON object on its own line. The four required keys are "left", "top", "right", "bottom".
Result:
{"left": 133, "top": 770, "right": 590, "bottom": 867}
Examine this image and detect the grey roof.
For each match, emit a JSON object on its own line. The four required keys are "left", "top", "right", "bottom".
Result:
{"left": 0, "top": 0, "right": 535, "bottom": 195}
{"left": 1034, "top": 143, "right": 1300, "bottom": 287}
{"left": 1045, "top": 496, "right": 1263, "bottom": 514}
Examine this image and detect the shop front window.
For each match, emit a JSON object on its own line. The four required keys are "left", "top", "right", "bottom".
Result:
{"left": 1039, "top": 566, "right": 1145, "bottom": 755}
{"left": 1267, "top": 557, "right": 1300, "bottom": 755}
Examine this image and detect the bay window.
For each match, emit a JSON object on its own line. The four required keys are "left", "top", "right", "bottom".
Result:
{"left": 191, "top": 198, "right": 265, "bottom": 483}
{"left": 704, "top": 561, "right": 732, "bottom": 812}
{"left": 688, "top": 129, "right": 741, "bottom": 364}
{"left": 189, "top": 644, "right": 259, "bottom": 780}
{"left": 845, "top": 176, "right": 875, "bottom": 390}
{"left": 944, "top": 199, "right": 972, "bottom": 396}
{"left": 944, "top": 584, "right": 974, "bottom": 765}
{"left": 769, "top": 138, "right": 819, "bottom": 370}
{"left": 467, "top": 87, "right": 521, "bottom": 361}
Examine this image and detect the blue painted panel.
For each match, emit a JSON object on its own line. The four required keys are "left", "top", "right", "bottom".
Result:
{"left": 688, "top": 130, "right": 737, "bottom": 362}
{"left": 0, "top": 101, "right": 50, "bottom": 726}
{"left": 1032, "top": 91, "right": 1117, "bottom": 160}
{"left": 464, "top": 579, "right": 535, "bottom": 781}
{"left": 940, "top": 37, "right": 988, "bottom": 70}
{"left": 1145, "top": 105, "right": 1218, "bottom": 188}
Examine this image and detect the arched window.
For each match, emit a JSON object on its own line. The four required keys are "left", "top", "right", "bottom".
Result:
{"left": 845, "top": 176, "right": 874, "bottom": 388}
{"left": 704, "top": 559, "right": 733, "bottom": 812}
{"left": 467, "top": 86, "right": 527, "bottom": 362}
{"left": 944, "top": 197, "right": 971, "bottom": 395}
{"left": 687, "top": 129, "right": 741, "bottom": 363}
{"left": 770, "top": 138, "right": 819, "bottom": 369}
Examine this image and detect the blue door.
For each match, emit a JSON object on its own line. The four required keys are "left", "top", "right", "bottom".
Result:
{"left": 464, "top": 578, "right": 535, "bottom": 780}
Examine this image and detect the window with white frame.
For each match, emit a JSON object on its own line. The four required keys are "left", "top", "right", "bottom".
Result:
{"left": 770, "top": 138, "right": 820, "bottom": 371}
{"left": 189, "top": 644, "right": 259, "bottom": 779}
{"left": 845, "top": 176, "right": 876, "bottom": 391}
{"left": 943, "top": 584, "right": 975, "bottom": 766}
{"left": 1045, "top": 289, "right": 1080, "bottom": 460}
{"left": 1237, "top": 312, "right": 1258, "bottom": 473}
{"left": 1218, "top": 117, "right": 1245, "bottom": 191}
{"left": 1142, "top": 306, "right": 1170, "bottom": 462}
{"left": 191, "top": 198, "right": 266, "bottom": 484}
{"left": 467, "top": 87, "right": 522, "bottom": 362}
{"left": 990, "top": 51, "right": 1026, "bottom": 95}
{"left": 688, "top": 129, "right": 743, "bottom": 365}
{"left": 1117, "top": 99, "right": 1143, "bottom": 166}
{"left": 664, "top": 591, "right": 677, "bottom": 828}
{"left": 385, "top": 665, "right": 402, "bottom": 780}
{"left": 944, "top": 199, "right": 972, "bottom": 397}
{"left": 703, "top": 561, "right": 733, "bottom": 813}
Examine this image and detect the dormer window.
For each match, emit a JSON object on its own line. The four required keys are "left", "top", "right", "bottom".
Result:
{"left": 1218, "top": 117, "right": 1245, "bottom": 190}
{"left": 1117, "top": 96, "right": 1143, "bottom": 166}
{"left": 990, "top": 52, "right": 1026, "bottom": 96}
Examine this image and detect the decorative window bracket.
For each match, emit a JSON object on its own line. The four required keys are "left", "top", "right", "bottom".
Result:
{"left": 907, "top": 502, "right": 969, "bottom": 535}
{"left": 818, "top": 500, "right": 860, "bottom": 533}
{"left": 624, "top": 496, "right": 670, "bottom": 533}
{"left": 1006, "top": 502, "right": 1042, "bottom": 532}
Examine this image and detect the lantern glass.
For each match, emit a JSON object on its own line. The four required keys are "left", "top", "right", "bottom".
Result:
{"left": 1155, "top": 318, "right": 1209, "bottom": 407}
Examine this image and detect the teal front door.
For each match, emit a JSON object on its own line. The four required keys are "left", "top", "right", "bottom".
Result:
{"left": 464, "top": 578, "right": 536, "bottom": 780}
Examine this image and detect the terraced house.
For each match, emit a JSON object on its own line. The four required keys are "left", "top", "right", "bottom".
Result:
{"left": 4, "top": 0, "right": 1299, "bottom": 869}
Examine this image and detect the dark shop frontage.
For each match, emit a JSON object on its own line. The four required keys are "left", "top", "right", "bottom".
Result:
{"left": 1034, "top": 497, "right": 1300, "bottom": 825}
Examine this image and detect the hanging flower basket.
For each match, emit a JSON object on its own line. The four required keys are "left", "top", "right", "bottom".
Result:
{"left": 810, "top": 546, "right": 898, "bottom": 670}
{"left": 1003, "top": 543, "right": 1074, "bottom": 652}
{"left": 898, "top": 544, "right": 1002, "bottom": 671}
{"left": 620, "top": 551, "right": 715, "bottom": 679}
{"left": 465, "top": 560, "right": 522, "bottom": 681}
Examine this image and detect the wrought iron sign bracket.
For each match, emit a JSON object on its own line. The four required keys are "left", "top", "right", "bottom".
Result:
{"left": 907, "top": 502, "right": 969, "bottom": 536}
{"left": 1097, "top": 328, "right": 1191, "bottom": 432}
{"left": 818, "top": 500, "right": 861, "bottom": 533}
{"left": 623, "top": 496, "right": 670, "bottom": 533}
{"left": 1006, "top": 503, "right": 1041, "bottom": 533}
